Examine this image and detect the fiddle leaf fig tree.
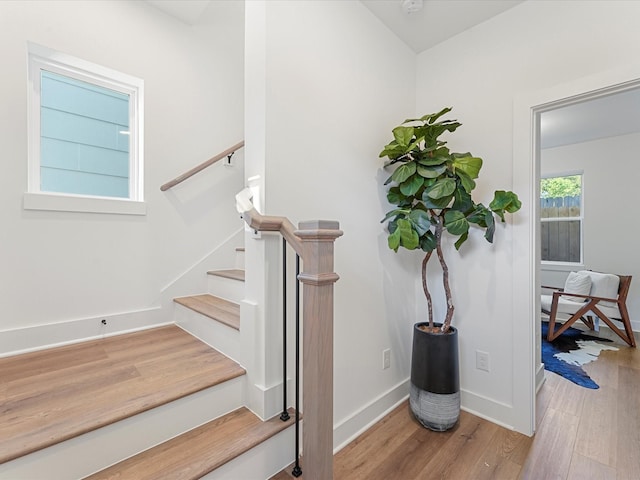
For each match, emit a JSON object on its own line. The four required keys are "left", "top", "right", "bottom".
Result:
{"left": 380, "top": 108, "right": 521, "bottom": 333}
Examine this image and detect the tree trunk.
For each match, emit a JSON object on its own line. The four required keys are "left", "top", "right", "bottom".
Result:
{"left": 435, "top": 217, "right": 454, "bottom": 332}
{"left": 421, "top": 251, "right": 434, "bottom": 329}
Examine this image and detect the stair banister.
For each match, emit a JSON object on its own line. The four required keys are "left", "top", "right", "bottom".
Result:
{"left": 160, "top": 140, "right": 244, "bottom": 191}
{"left": 238, "top": 195, "right": 342, "bottom": 480}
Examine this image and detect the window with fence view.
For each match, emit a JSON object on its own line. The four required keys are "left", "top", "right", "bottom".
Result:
{"left": 540, "top": 174, "right": 582, "bottom": 263}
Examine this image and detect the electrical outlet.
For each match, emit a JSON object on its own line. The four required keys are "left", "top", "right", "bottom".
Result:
{"left": 383, "top": 349, "right": 391, "bottom": 370}
{"left": 476, "top": 350, "right": 490, "bottom": 372}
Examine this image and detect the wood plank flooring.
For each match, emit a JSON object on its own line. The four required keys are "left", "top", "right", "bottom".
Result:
{"left": 85, "top": 407, "right": 296, "bottom": 480}
{"left": 273, "top": 339, "right": 639, "bottom": 480}
{"left": 174, "top": 294, "right": 240, "bottom": 330}
{"left": 0, "top": 325, "right": 245, "bottom": 464}
{"left": 207, "top": 269, "right": 246, "bottom": 282}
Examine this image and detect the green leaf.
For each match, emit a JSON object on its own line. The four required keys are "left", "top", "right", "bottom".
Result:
{"left": 490, "top": 190, "right": 522, "bottom": 219}
{"left": 399, "top": 175, "right": 424, "bottom": 196}
{"left": 452, "top": 185, "right": 473, "bottom": 212}
{"left": 388, "top": 228, "right": 401, "bottom": 252}
{"left": 467, "top": 204, "right": 490, "bottom": 227}
{"left": 424, "top": 107, "right": 453, "bottom": 124}
{"left": 457, "top": 170, "right": 476, "bottom": 193}
{"left": 393, "top": 126, "right": 414, "bottom": 147}
{"left": 422, "top": 192, "right": 453, "bottom": 209}
{"left": 379, "top": 141, "right": 405, "bottom": 159}
{"left": 417, "top": 164, "right": 447, "bottom": 179}
{"left": 387, "top": 187, "right": 407, "bottom": 205}
{"left": 391, "top": 162, "right": 417, "bottom": 184}
{"left": 444, "top": 210, "right": 469, "bottom": 236}
{"left": 454, "top": 232, "right": 469, "bottom": 251}
{"left": 417, "top": 155, "right": 449, "bottom": 166}
{"left": 453, "top": 155, "right": 482, "bottom": 180}
{"left": 408, "top": 209, "right": 432, "bottom": 236}
{"left": 426, "top": 178, "right": 456, "bottom": 199}
{"left": 420, "top": 231, "right": 437, "bottom": 252}
{"left": 397, "top": 218, "right": 419, "bottom": 250}
{"left": 484, "top": 212, "right": 496, "bottom": 243}
{"left": 380, "top": 208, "right": 407, "bottom": 223}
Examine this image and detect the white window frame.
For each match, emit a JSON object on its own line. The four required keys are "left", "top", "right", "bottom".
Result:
{"left": 540, "top": 171, "right": 584, "bottom": 266}
{"left": 25, "top": 43, "right": 145, "bottom": 215}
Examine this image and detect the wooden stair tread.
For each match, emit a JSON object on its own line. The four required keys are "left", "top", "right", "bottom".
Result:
{"left": 174, "top": 294, "right": 240, "bottom": 330}
{"left": 0, "top": 325, "right": 245, "bottom": 464}
{"left": 85, "top": 407, "right": 296, "bottom": 480}
{"left": 207, "top": 269, "right": 245, "bottom": 282}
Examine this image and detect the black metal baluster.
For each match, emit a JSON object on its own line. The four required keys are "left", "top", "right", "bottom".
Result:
{"left": 292, "top": 253, "right": 302, "bottom": 478}
{"left": 280, "top": 238, "right": 290, "bottom": 422}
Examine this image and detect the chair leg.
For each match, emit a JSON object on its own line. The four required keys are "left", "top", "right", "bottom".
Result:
{"left": 580, "top": 315, "right": 595, "bottom": 330}
{"left": 547, "top": 299, "right": 596, "bottom": 342}
{"left": 618, "top": 304, "right": 636, "bottom": 348}
{"left": 592, "top": 305, "right": 636, "bottom": 348}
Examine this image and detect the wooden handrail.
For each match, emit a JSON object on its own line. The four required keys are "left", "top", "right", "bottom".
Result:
{"left": 240, "top": 201, "right": 343, "bottom": 480}
{"left": 160, "top": 140, "right": 245, "bottom": 191}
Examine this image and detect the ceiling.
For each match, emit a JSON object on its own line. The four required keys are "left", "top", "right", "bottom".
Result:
{"left": 145, "top": 0, "right": 640, "bottom": 147}
{"left": 146, "top": 0, "right": 211, "bottom": 25}
{"left": 146, "top": 0, "right": 523, "bottom": 53}
{"left": 360, "top": 0, "right": 523, "bottom": 53}
{"left": 540, "top": 88, "right": 640, "bottom": 149}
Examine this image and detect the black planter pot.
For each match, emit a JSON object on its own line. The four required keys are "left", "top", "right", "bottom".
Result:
{"left": 409, "top": 322, "right": 460, "bottom": 431}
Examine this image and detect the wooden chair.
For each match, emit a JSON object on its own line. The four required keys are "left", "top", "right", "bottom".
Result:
{"left": 541, "top": 271, "right": 636, "bottom": 348}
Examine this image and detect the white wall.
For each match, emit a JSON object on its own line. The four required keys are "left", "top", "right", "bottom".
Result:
{"left": 0, "top": 1, "right": 244, "bottom": 335}
{"left": 541, "top": 132, "right": 640, "bottom": 327}
{"left": 416, "top": 0, "right": 640, "bottom": 432}
{"left": 246, "top": 0, "right": 418, "bottom": 447}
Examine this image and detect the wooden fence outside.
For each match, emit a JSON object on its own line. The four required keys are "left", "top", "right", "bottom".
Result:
{"left": 540, "top": 195, "right": 581, "bottom": 263}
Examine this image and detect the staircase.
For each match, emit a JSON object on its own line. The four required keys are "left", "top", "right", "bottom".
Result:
{"left": 0, "top": 246, "right": 298, "bottom": 479}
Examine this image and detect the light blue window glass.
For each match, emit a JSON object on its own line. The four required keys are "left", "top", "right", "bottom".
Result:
{"left": 40, "top": 71, "right": 130, "bottom": 198}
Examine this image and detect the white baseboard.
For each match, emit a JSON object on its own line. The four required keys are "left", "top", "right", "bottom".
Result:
{"left": 459, "top": 388, "right": 515, "bottom": 431}
{"left": 333, "top": 379, "right": 409, "bottom": 453}
{"left": 331, "top": 379, "right": 522, "bottom": 452}
{"left": 0, "top": 307, "right": 166, "bottom": 357}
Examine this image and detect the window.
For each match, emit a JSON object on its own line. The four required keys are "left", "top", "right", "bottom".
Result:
{"left": 26, "top": 43, "right": 144, "bottom": 215}
{"left": 540, "top": 173, "right": 583, "bottom": 263}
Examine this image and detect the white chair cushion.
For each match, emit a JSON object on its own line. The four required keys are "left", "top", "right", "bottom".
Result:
{"left": 579, "top": 270, "right": 619, "bottom": 308}
{"left": 562, "top": 271, "right": 592, "bottom": 301}
{"left": 541, "top": 294, "right": 622, "bottom": 320}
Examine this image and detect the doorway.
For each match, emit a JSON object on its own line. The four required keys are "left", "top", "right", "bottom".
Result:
{"left": 513, "top": 67, "right": 640, "bottom": 434}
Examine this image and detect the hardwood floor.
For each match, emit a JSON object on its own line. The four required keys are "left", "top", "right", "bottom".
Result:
{"left": 273, "top": 339, "right": 640, "bottom": 480}
{"left": 0, "top": 325, "right": 245, "bottom": 464}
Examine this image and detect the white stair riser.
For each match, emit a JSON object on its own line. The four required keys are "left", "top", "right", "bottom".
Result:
{"left": 175, "top": 303, "right": 242, "bottom": 366}
{"left": 235, "top": 249, "right": 245, "bottom": 270}
{"left": 0, "top": 377, "right": 246, "bottom": 480}
{"left": 201, "top": 423, "right": 298, "bottom": 480}
{"left": 207, "top": 275, "right": 244, "bottom": 303}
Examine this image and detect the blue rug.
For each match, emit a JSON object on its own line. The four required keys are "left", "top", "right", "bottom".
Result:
{"left": 541, "top": 322, "right": 615, "bottom": 389}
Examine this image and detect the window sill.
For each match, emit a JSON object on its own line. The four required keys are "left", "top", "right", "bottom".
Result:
{"left": 541, "top": 261, "right": 585, "bottom": 272}
{"left": 23, "top": 192, "right": 146, "bottom": 215}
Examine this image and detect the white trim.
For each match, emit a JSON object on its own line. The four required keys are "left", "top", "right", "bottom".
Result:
{"left": 514, "top": 63, "right": 640, "bottom": 437}
{"left": 23, "top": 191, "right": 146, "bottom": 215}
{"left": 26, "top": 42, "right": 145, "bottom": 210}
{"left": 460, "top": 389, "right": 516, "bottom": 431}
{"left": 0, "top": 307, "right": 165, "bottom": 357}
{"left": 333, "top": 379, "right": 409, "bottom": 453}
{"left": 541, "top": 261, "right": 585, "bottom": 272}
